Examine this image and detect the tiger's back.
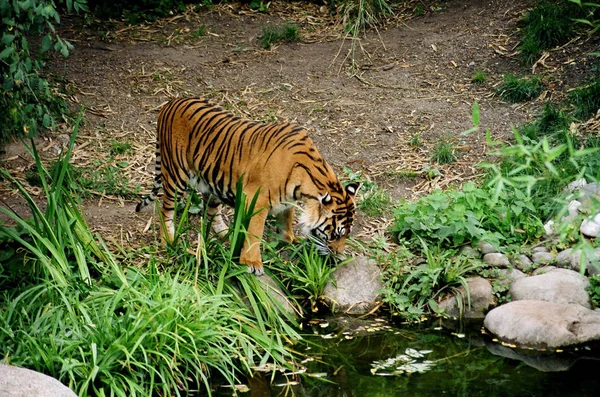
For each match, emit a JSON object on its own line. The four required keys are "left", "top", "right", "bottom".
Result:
{"left": 137, "top": 97, "right": 358, "bottom": 275}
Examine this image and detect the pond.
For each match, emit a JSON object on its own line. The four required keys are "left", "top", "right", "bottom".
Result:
{"left": 218, "top": 316, "right": 600, "bottom": 396}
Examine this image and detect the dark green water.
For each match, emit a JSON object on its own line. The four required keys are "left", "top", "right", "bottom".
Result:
{"left": 222, "top": 317, "right": 600, "bottom": 397}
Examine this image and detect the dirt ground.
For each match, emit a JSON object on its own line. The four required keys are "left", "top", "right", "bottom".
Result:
{"left": 1, "top": 0, "right": 595, "bottom": 250}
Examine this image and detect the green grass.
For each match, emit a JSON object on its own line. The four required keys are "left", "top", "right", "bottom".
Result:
{"left": 0, "top": 119, "right": 301, "bottom": 396}
{"left": 569, "top": 76, "right": 600, "bottom": 120}
{"left": 189, "top": 25, "right": 207, "bottom": 40}
{"left": 259, "top": 23, "right": 300, "bottom": 49}
{"left": 431, "top": 141, "right": 457, "bottom": 165}
{"left": 472, "top": 70, "right": 486, "bottom": 84}
{"left": 519, "top": 1, "right": 582, "bottom": 64}
{"left": 342, "top": 167, "right": 393, "bottom": 217}
{"left": 496, "top": 74, "right": 544, "bottom": 103}
{"left": 110, "top": 139, "right": 132, "bottom": 156}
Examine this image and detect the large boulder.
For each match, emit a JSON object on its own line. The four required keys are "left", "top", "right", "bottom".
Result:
{"left": 438, "top": 277, "right": 496, "bottom": 319}
{"left": 510, "top": 268, "right": 590, "bottom": 308}
{"left": 323, "top": 255, "right": 383, "bottom": 314}
{"left": 0, "top": 365, "right": 77, "bottom": 397}
{"left": 484, "top": 300, "right": 600, "bottom": 349}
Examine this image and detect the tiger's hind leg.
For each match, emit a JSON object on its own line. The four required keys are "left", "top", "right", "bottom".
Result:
{"left": 160, "top": 173, "right": 189, "bottom": 244}
{"left": 206, "top": 195, "right": 228, "bottom": 238}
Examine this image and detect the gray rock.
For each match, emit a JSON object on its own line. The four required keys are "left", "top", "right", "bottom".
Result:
{"left": 578, "top": 182, "right": 600, "bottom": 211}
{"left": 494, "top": 268, "right": 526, "bottom": 292}
{"left": 477, "top": 241, "right": 498, "bottom": 255}
{"left": 567, "top": 178, "right": 587, "bottom": 192}
{"left": 438, "top": 277, "right": 496, "bottom": 319}
{"left": 0, "top": 365, "right": 77, "bottom": 397}
{"left": 580, "top": 213, "right": 600, "bottom": 238}
{"left": 532, "top": 246, "right": 549, "bottom": 253}
{"left": 543, "top": 220, "right": 555, "bottom": 236}
{"left": 323, "top": 255, "right": 383, "bottom": 314}
{"left": 510, "top": 268, "right": 590, "bottom": 308}
{"left": 561, "top": 200, "right": 582, "bottom": 223}
{"left": 531, "top": 251, "right": 554, "bottom": 265}
{"left": 569, "top": 248, "right": 600, "bottom": 276}
{"left": 513, "top": 254, "right": 533, "bottom": 272}
{"left": 497, "top": 268, "right": 527, "bottom": 280}
{"left": 484, "top": 300, "right": 600, "bottom": 349}
{"left": 460, "top": 246, "right": 479, "bottom": 258}
{"left": 532, "top": 266, "right": 557, "bottom": 275}
{"left": 556, "top": 249, "right": 572, "bottom": 267}
{"left": 483, "top": 252, "right": 510, "bottom": 267}
{"left": 257, "top": 274, "right": 300, "bottom": 318}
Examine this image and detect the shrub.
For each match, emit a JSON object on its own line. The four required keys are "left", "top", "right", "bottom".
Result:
{"left": 569, "top": 75, "right": 600, "bottom": 119}
{"left": 87, "top": 0, "right": 192, "bottom": 23}
{"left": 0, "top": 0, "right": 87, "bottom": 145}
{"left": 519, "top": 0, "right": 582, "bottom": 64}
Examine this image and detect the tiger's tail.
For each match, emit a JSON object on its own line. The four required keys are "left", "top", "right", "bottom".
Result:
{"left": 135, "top": 143, "right": 162, "bottom": 212}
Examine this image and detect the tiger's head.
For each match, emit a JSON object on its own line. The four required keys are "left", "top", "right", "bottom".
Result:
{"left": 301, "top": 182, "right": 359, "bottom": 255}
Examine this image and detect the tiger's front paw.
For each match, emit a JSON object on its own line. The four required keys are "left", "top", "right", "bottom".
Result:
{"left": 245, "top": 261, "right": 265, "bottom": 276}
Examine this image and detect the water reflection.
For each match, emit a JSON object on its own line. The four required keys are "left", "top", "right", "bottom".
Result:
{"left": 216, "top": 316, "right": 600, "bottom": 396}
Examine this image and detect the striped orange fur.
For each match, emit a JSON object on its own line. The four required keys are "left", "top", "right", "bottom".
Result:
{"left": 136, "top": 97, "right": 358, "bottom": 275}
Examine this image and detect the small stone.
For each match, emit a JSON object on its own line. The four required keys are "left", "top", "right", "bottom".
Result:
{"left": 569, "top": 248, "right": 600, "bottom": 276}
{"left": 532, "top": 246, "right": 549, "bottom": 254}
{"left": 531, "top": 251, "right": 554, "bottom": 265}
{"left": 561, "top": 200, "right": 582, "bottom": 224}
{"left": 460, "top": 246, "right": 479, "bottom": 258}
{"left": 543, "top": 220, "right": 556, "bottom": 236}
{"left": 556, "top": 249, "right": 572, "bottom": 267}
{"left": 579, "top": 183, "right": 600, "bottom": 212}
{"left": 513, "top": 254, "right": 533, "bottom": 272}
{"left": 483, "top": 253, "right": 510, "bottom": 267}
{"left": 580, "top": 213, "right": 600, "bottom": 238}
{"left": 477, "top": 241, "right": 498, "bottom": 255}
{"left": 567, "top": 178, "right": 587, "bottom": 192}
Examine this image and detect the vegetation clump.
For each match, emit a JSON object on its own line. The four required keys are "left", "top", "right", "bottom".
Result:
{"left": 496, "top": 74, "right": 544, "bottom": 103}
{"left": 259, "top": 23, "right": 300, "bottom": 49}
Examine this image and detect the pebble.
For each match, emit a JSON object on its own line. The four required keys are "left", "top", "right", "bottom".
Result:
{"left": 483, "top": 253, "right": 510, "bottom": 267}
{"left": 580, "top": 213, "right": 600, "bottom": 238}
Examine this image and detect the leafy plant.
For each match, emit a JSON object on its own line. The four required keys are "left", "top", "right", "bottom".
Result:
{"left": 343, "top": 167, "right": 391, "bottom": 217}
{"left": 0, "top": 0, "right": 87, "bottom": 144}
{"left": 496, "top": 74, "right": 544, "bottom": 103}
{"left": 589, "top": 275, "right": 600, "bottom": 308}
{"left": 270, "top": 239, "right": 341, "bottom": 313}
{"left": 381, "top": 241, "right": 483, "bottom": 320}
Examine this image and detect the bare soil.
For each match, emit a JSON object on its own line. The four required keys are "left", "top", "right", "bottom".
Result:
{"left": 1, "top": 0, "right": 596, "bottom": 250}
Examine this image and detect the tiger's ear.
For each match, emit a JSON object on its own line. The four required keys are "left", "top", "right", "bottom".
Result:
{"left": 345, "top": 183, "right": 359, "bottom": 197}
{"left": 320, "top": 192, "right": 333, "bottom": 206}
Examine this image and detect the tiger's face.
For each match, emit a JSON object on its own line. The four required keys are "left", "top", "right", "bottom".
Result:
{"left": 301, "top": 183, "right": 359, "bottom": 255}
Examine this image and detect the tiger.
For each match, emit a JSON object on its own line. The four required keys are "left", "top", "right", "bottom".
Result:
{"left": 136, "top": 97, "right": 358, "bottom": 276}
